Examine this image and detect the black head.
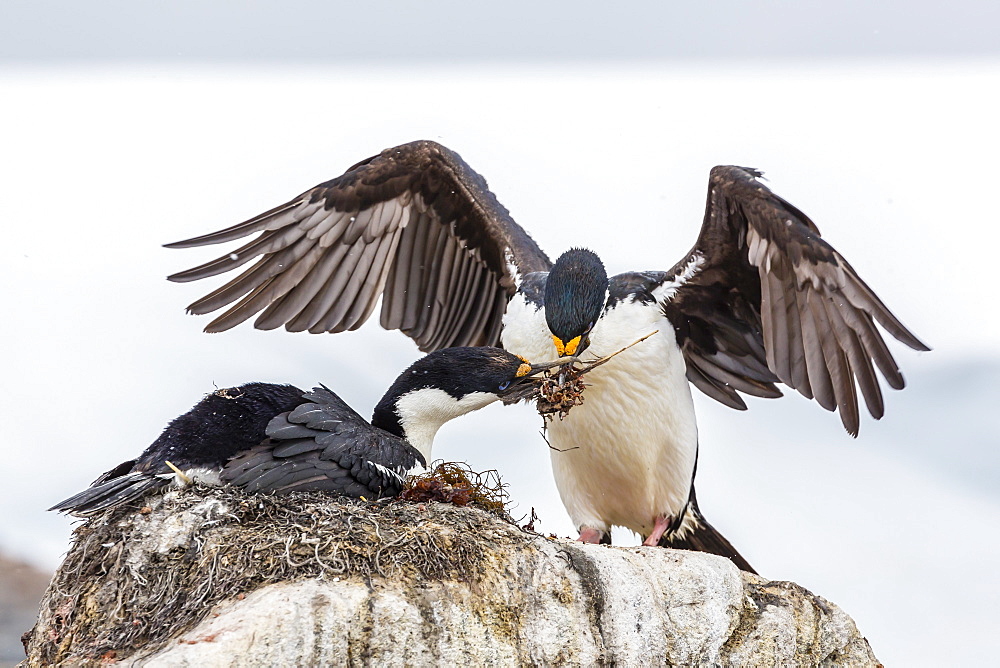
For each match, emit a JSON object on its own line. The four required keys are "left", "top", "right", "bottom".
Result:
{"left": 371, "top": 347, "right": 542, "bottom": 436}
{"left": 545, "top": 248, "right": 608, "bottom": 356}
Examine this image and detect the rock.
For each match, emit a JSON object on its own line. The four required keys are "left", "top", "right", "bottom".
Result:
{"left": 23, "top": 487, "right": 878, "bottom": 666}
{"left": 0, "top": 553, "right": 51, "bottom": 665}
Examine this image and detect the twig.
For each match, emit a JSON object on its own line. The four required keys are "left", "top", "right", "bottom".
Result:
{"left": 572, "top": 330, "right": 659, "bottom": 374}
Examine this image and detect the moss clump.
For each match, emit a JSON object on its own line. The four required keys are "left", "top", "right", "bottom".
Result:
{"left": 400, "top": 461, "right": 511, "bottom": 514}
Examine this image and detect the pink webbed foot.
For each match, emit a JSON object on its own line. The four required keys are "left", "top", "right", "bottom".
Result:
{"left": 577, "top": 527, "right": 604, "bottom": 544}
{"left": 642, "top": 515, "right": 672, "bottom": 546}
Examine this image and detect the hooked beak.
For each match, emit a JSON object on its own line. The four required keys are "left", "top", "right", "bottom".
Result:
{"left": 498, "top": 356, "right": 580, "bottom": 404}
{"left": 552, "top": 335, "right": 585, "bottom": 357}
{"left": 552, "top": 324, "right": 595, "bottom": 357}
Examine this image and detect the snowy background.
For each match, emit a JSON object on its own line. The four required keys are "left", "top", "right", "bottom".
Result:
{"left": 2, "top": 2, "right": 999, "bottom": 665}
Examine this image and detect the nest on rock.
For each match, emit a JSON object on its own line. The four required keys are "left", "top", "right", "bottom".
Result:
{"left": 25, "top": 481, "right": 531, "bottom": 665}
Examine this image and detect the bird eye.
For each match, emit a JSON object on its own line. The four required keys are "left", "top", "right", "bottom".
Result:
{"left": 498, "top": 380, "right": 512, "bottom": 391}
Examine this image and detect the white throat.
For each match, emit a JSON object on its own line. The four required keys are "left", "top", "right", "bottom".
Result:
{"left": 393, "top": 388, "right": 499, "bottom": 464}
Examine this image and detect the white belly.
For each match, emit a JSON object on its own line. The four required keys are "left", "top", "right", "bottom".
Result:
{"left": 501, "top": 295, "right": 699, "bottom": 537}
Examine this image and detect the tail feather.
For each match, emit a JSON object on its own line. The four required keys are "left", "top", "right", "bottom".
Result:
{"left": 659, "top": 500, "right": 756, "bottom": 574}
{"left": 49, "top": 472, "right": 170, "bottom": 517}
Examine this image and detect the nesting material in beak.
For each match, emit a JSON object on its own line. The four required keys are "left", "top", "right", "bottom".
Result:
{"left": 536, "top": 331, "right": 658, "bottom": 419}
{"left": 497, "top": 356, "right": 581, "bottom": 405}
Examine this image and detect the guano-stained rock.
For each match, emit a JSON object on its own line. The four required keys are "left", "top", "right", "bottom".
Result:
{"left": 22, "top": 486, "right": 878, "bottom": 666}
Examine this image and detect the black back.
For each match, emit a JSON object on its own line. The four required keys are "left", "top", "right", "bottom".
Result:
{"left": 133, "top": 383, "right": 309, "bottom": 472}
{"left": 49, "top": 384, "right": 309, "bottom": 515}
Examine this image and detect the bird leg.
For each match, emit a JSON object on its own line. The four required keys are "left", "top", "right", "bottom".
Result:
{"left": 577, "top": 527, "right": 604, "bottom": 544}
{"left": 642, "top": 515, "right": 672, "bottom": 546}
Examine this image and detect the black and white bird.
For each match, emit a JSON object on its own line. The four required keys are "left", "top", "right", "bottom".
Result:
{"left": 50, "top": 347, "right": 548, "bottom": 516}
{"left": 165, "top": 140, "right": 928, "bottom": 569}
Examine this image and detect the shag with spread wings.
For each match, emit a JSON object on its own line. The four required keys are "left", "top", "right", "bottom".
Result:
{"left": 166, "top": 140, "right": 928, "bottom": 562}
{"left": 168, "top": 140, "right": 925, "bottom": 435}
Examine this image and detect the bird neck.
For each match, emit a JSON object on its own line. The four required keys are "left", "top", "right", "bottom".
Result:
{"left": 372, "top": 387, "right": 498, "bottom": 464}
{"left": 395, "top": 421, "right": 441, "bottom": 465}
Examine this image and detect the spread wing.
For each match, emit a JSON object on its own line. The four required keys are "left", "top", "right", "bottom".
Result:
{"left": 659, "top": 166, "right": 929, "bottom": 436}
{"left": 167, "top": 140, "right": 552, "bottom": 351}
{"left": 221, "top": 386, "right": 424, "bottom": 499}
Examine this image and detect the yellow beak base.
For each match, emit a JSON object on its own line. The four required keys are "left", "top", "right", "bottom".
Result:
{"left": 552, "top": 335, "right": 582, "bottom": 357}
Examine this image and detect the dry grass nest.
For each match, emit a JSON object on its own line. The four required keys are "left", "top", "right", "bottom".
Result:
{"left": 25, "top": 463, "right": 532, "bottom": 665}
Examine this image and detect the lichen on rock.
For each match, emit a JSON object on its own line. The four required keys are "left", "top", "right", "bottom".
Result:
{"left": 23, "top": 486, "right": 879, "bottom": 666}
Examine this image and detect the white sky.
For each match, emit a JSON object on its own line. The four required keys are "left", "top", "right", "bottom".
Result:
{"left": 4, "top": 1, "right": 1000, "bottom": 61}
{"left": 2, "top": 62, "right": 999, "bottom": 665}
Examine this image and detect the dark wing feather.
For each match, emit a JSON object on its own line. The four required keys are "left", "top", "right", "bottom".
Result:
{"left": 167, "top": 141, "right": 552, "bottom": 351}
{"left": 222, "top": 385, "right": 423, "bottom": 499}
{"left": 660, "top": 166, "right": 929, "bottom": 435}
{"left": 49, "top": 470, "right": 170, "bottom": 516}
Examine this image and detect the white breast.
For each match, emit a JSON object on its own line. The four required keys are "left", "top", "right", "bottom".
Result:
{"left": 502, "top": 295, "right": 699, "bottom": 538}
